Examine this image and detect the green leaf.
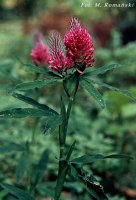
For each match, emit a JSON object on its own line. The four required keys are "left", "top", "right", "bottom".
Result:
{"left": 80, "top": 77, "right": 105, "bottom": 108}
{"left": 0, "top": 190, "right": 8, "bottom": 199}
{"left": 0, "top": 141, "right": 25, "bottom": 153}
{"left": 9, "top": 92, "right": 58, "bottom": 115}
{"left": 43, "top": 115, "right": 62, "bottom": 134}
{"left": 63, "top": 72, "right": 79, "bottom": 97}
{"left": 0, "top": 108, "right": 57, "bottom": 118}
{"left": 121, "top": 103, "right": 136, "bottom": 118}
{"left": 22, "top": 63, "right": 63, "bottom": 78}
{"left": 34, "top": 149, "right": 49, "bottom": 184}
{"left": 70, "top": 165, "right": 108, "bottom": 200}
{"left": 66, "top": 140, "right": 76, "bottom": 161}
{"left": 83, "top": 63, "right": 120, "bottom": 77}
{"left": 71, "top": 154, "right": 104, "bottom": 164}
{"left": 14, "top": 79, "right": 58, "bottom": 91}
{"left": 86, "top": 184, "right": 108, "bottom": 200}
{"left": 90, "top": 80, "right": 136, "bottom": 102}
{"left": 0, "top": 183, "right": 35, "bottom": 200}
{"left": 36, "top": 184, "right": 55, "bottom": 198}
{"left": 64, "top": 181, "right": 84, "bottom": 192}
{"left": 70, "top": 164, "right": 80, "bottom": 181}
{"left": 23, "top": 63, "right": 48, "bottom": 74}
{"left": 47, "top": 69, "right": 63, "bottom": 78}
{"left": 71, "top": 154, "right": 133, "bottom": 165}
{"left": 104, "top": 154, "right": 133, "bottom": 159}
{"left": 16, "top": 152, "right": 29, "bottom": 183}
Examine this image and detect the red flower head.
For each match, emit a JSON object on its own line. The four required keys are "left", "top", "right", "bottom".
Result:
{"left": 64, "top": 17, "right": 94, "bottom": 73}
{"left": 48, "top": 32, "right": 69, "bottom": 72}
{"left": 31, "top": 36, "right": 50, "bottom": 66}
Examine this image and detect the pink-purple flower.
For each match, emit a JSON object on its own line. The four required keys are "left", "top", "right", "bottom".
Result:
{"left": 64, "top": 17, "right": 94, "bottom": 72}
{"left": 31, "top": 17, "right": 94, "bottom": 74}
{"left": 31, "top": 38, "right": 50, "bottom": 66}
{"left": 48, "top": 32, "right": 68, "bottom": 72}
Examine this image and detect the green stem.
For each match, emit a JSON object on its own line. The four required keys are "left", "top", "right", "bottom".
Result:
{"left": 54, "top": 72, "right": 79, "bottom": 200}
{"left": 54, "top": 161, "right": 69, "bottom": 200}
{"left": 59, "top": 97, "right": 74, "bottom": 157}
{"left": 54, "top": 97, "right": 75, "bottom": 200}
{"left": 54, "top": 141, "right": 76, "bottom": 200}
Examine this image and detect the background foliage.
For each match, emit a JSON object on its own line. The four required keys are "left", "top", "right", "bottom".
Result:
{"left": 0, "top": 0, "right": 136, "bottom": 199}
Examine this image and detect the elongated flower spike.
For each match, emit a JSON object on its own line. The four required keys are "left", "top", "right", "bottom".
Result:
{"left": 64, "top": 17, "right": 94, "bottom": 73}
{"left": 48, "top": 31, "right": 69, "bottom": 73}
{"left": 31, "top": 34, "right": 50, "bottom": 66}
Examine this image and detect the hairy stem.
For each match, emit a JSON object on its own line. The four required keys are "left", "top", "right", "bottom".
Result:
{"left": 54, "top": 140, "right": 76, "bottom": 200}
{"left": 54, "top": 98, "right": 75, "bottom": 200}
{"left": 54, "top": 72, "right": 79, "bottom": 200}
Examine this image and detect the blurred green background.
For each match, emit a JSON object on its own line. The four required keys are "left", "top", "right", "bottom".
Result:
{"left": 0, "top": 0, "right": 136, "bottom": 199}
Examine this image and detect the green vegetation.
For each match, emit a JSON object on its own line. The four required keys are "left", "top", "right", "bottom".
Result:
{"left": 0, "top": 0, "right": 136, "bottom": 199}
